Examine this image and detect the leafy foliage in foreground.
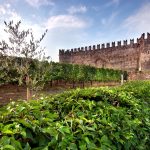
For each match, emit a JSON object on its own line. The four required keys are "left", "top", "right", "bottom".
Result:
{"left": 0, "top": 81, "right": 150, "bottom": 149}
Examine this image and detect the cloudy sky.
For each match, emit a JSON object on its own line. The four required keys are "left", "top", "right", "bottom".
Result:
{"left": 0, "top": 0, "right": 150, "bottom": 61}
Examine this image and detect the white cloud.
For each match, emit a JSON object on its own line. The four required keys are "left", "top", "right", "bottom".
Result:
{"left": 0, "top": 5, "right": 6, "bottom": 15}
{"left": 106, "top": 0, "right": 120, "bottom": 7}
{"left": 0, "top": 3, "right": 22, "bottom": 44}
{"left": 0, "top": 3, "right": 46, "bottom": 48}
{"left": 0, "top": 2, "right": 89, "bottom": 62}
{"left": 0, "top": 3, "right": 51, "bottom": 59}
{"left": 5, "top": 3, "right": 11, "bottom": 8}
{"left": 0, "top": 3, "right": 21, "bottom": 22}
{"left": 46, "top": 15, "right": 87, "bottom": 30}
{"left": 43, "top": 28, "right": 92, "bottom": 62}
{"left": 9, "top": 11, "right": 22, "bottom": 21}
{"left": 123, "top": 2, "right": 150, "bottom": 35}
{"left": 25, "top": 0, "right": 54, "bottom": 8}
{"left": 67, "top": 5, "right": 87, "bottom": 14}
{"left": 101, "top": 11, "right": 118, "bottom": 26}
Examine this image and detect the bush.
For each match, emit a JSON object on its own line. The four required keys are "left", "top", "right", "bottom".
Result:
{"left": 0, "top": 81, "right": 150, "bottom": 149}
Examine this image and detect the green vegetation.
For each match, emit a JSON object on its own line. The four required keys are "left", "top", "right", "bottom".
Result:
{"left": 0, "top": 21, "right": 49, "bottom": 100}
{"left": 0, "top": 20, "right": 124, "bottom": 101}
{"left": 0, "top": 62, "right": 124, "bottom": 86}
{"left": 46, "top": 62, "right": 123, "bottom": 85}
{"left": 0, "top": 81, "right": 149, "bottom": 149}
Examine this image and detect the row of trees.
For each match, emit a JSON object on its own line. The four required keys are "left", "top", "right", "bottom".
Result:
{"left": 0, "top": 60, "right": 125, "bottom": 87}
{"left": 0, "top": 20, "right": 127, "bottom": 100}
{"left": 45, "top": 62, "right": 123, "bottom": 87}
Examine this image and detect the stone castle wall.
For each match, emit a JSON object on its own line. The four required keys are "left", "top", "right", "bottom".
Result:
{"left": 59, "top": 33, "right": 150, "bottom": 72}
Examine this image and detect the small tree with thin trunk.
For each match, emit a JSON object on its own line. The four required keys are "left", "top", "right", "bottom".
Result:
{"left": 0, "top": 20, "right": 50, "bottom": 100}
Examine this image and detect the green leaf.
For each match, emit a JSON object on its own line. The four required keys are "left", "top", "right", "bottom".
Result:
{"left": 0, "top": 123, "right": 4, "bottom": 130}
{"left": 86, "top": 127, "right": 95, "bottom": 131}
{"left": 58, "top": 126, "right": 70, "bottom": 134}
{"left": 38, "top": 135, "right": 49, "bottom": 147}
{"left": 21, "top": 128, "right": 26, "bottom": 138}
{"left": 69, "top": 143, "right": 78, "bottom": 150}
{"left": 25, "top": 129, "right": 34, "bottom": 141}
{"left": 84, "top": 137, "right": 90, "bottom": 145}
{"left": 2, "top": 129, "right": 13, "bottom": 135}
{"left": 42, "top": 127, "right": 57, "bottom": 137}
{"left": 10, "top": 137, "right": 22, "bottom": 150}
{"left": 3, "top": 145, "right": 15, "bottom": 150}
{"left": 19, "top": 119, "right": 32, "bottom": 129}
{"left": 48, "top": 138, "right": 57, "bottom": 147}
{"left": 2, "top": 124, "right": 14, "bottom": 134}
{"left": 32, "top": 146, "right": 48, "bottom": 150}
{"left": 24, "top": 143, "right": 31, "bottom": 150}
{"left": 18, "top": 106, "right": 26, "bottom": 112}
{"left": 79, "top": 141, "right": 87, "bottom": 150}
{"left": 0, "top": 136, "right": 10, "bottom": 145}
{"left": 100, "top": 135, "right": 112, "bottom": 147}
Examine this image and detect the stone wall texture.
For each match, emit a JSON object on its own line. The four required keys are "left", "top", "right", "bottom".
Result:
{"left": 59, "top": 33, "right": 150, "bottom": 73}
{"left": 128, "top": 71, "right": 150, "bottom": 80}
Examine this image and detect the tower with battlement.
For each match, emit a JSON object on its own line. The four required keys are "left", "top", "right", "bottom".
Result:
{"left": 59, "top": 33, "right": 150, "bottom": 72}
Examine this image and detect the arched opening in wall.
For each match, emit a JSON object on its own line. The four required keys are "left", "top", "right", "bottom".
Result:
{"left": 95, "top": 57, "right": 107, "bottom": 68}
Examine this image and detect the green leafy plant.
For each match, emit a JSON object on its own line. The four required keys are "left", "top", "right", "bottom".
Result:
{"left": 0, "top": 81, "right": 149, "bottom": 149}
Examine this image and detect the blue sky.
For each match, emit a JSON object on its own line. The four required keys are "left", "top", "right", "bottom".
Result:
{"left": 0, "top": 0, "right": 150, "bottom": 61}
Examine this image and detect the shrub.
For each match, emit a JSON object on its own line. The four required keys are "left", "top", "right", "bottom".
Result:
{"left": 0, "top": 81, "right": 149, "bottom": 149}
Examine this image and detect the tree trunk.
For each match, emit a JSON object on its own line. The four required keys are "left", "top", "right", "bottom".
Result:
{"left": 82, "top": 81, "right": 84, "bottom": 88}
{"left": 27, "top": 86, "right": 30, "bottom": 101}
{"left": 26, "top": 75, "right": 31, "bottom": 101}
{"left": 56, "top": 80, "right": 58, "bottom": 85}
{"left": 121, "top": 74, "right": 124, "bottom": 85}
{"left": 72, "top": 81, "right": 75, "bottom": 88}
{"left": 16, "top": 85, "right": 20, "bottom": 92}
{"left": 50, "top": 80, "right": 53, "bottom": 87}
{"left": 64, "top": 80, "right": 67, "bottom": 85}
{"left": 90, "top": 81, "right": 92, "bottom": 86}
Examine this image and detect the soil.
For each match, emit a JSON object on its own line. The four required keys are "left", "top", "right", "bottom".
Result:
{"left": 0, "top": 81, "right": 120, "bottom": 106}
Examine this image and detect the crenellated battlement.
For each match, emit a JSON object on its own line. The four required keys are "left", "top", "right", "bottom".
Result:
{"left": 59, "top": 33, "right": 150, "bottom": 72}
{"left": 59, "top": 33, "right": 150, "bottom": 55}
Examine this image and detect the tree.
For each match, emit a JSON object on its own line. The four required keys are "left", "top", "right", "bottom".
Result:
{"left": 70, "top": 64, "right": 79, "bottom": 88}
{"left": 0, "top": 20, "right": 50, "bottom": 100}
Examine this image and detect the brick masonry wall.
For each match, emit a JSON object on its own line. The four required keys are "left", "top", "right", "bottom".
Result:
{"left": 128, "top": 71, "right": 150, "bottom": 80}
{"left": 59, "top": 33, "right": 150, "bottom": 73}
